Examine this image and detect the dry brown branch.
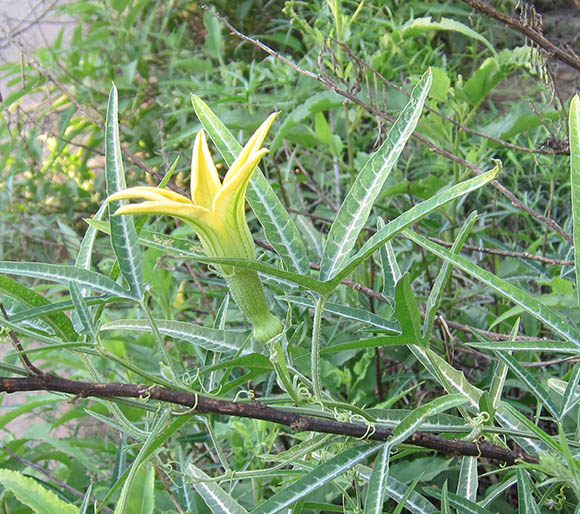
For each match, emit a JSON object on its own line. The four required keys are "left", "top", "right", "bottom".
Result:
{"left": 0, "top": 373, "right": 539, "bottom": 465}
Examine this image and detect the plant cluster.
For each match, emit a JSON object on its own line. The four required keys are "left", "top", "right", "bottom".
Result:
{"left": 0, "top": 1, "right": 579, "bottom": 513}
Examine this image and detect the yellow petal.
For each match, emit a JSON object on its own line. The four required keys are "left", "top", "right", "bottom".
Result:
{"left": 114, "top": 200, "right": 210, "bottom": 226}
{"left": 214, "top": 148, "right": 268, "bottom": 213}
{"left": 191, "top": 130, "right": 221, "bottom": 209}
{"left": 223, "top": 112, "right": 277, "bottom": 186}
{"left": 107, "top": 187, "right": 191, "bottom": 204}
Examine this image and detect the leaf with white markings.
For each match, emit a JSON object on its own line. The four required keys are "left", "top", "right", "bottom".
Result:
{"left": 101, "top": 319, "right": 249, "bottom": 354}
{"left": 516, "top": 469, "right": 541, "bottom": 514}
{"left": 364, "top": 442, "right": 393, "bottom": 514}
{"left": 457, "top": 457, "right": 478, "bottom": 501}
{"left": 187, "top": 464, "right": 249, "bottom": 514}
{"left": 570, "top": 95, "right": 580, "bottom": 308}
{"left": 106, "top": 85, "right": 144, "bottom": 301}
{"left": 405, "top": 229, "right": 580, "bottom": 347}
{"left": 319, "top": 70, "right": 432, "bottom": 282}
{"left": 0, "top": 262, "right": 137, "bottom": 300}
{"left": 391, "top": 394, "right": 468, "bottom": 444}
{"left": 251, "top": 444, "right": 380, "bottom": 514}
{"left": 331, "top": 164, "right": 500, "bottom": 288}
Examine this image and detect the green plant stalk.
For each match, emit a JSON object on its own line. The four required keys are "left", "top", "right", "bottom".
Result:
{"left": 269, "top": 339, "right": 301, "bottom": 404}
{"left": 140, "top": 298, "right": 179, "bottom": 375}
{"left": 311, "top": 295, "right": 326, "bottom": 400}
{"left": 225, "top": 268, "right": 283, "bottom": 343}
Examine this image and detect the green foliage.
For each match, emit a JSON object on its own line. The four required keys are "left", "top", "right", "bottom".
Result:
{"left": 1, "top": 1, "right": 579, "bottom": 513}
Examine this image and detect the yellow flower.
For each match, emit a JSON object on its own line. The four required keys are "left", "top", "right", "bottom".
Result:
{"left": 107, "top": 113, "right": 283, "bottom": 342}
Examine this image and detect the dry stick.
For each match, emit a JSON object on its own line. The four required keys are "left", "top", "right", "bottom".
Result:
{"left": 461, "top": 0, "right": 580, "bottom": 73}
{"left": 0, "top": 374, "right": 538, "bottom": 465}
{"left": 210, "top": 10, "right": 573, "bottom": 245}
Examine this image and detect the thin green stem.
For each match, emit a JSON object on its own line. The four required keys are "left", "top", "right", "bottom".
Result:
{"left": 269, "top": 340, "right": 301, "bottom": 405}
{"left": 311, "top": 295, "right": 326, "bottom": 400}
{"left": 140, "top": 298, "right": 179, "bottom": 375}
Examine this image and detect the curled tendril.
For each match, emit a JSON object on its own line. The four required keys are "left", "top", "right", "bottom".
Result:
{"left": 332, "top": 408, "right": 351, "bottom": 423}
{"left": 138, "top": 385, "right": 156, "bottom": 401}
{"left": 181, "top": 369, "right": 200, "bottom": 388}
{"left": 552, "top": 486, "right": 566, "bottom": 510}
{"left": 356, "top": 422, "right": 376, "bottom": 441}
{"left": 233, "top": 389, "right": 255, "bottom": 402}
{"left": 470, "top": 411, "right": 490, "bottom": 426}
{"left": 171, "top": 394, "right": 199, "bottom": 416}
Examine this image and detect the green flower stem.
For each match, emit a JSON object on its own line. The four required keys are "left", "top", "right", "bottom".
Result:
{"left": 311, "top": 295, "right": 326, "bottom": 400}
{"left": 269, "top": 339, "right": 301, "bottom": 405}
{"left": 225, "top": 268, "right": 283, "bottom": 343}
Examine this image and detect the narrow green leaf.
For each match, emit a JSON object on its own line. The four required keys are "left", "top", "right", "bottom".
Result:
{"left": 187, "top": 464, "right": 249, "bottom": 514}
{"left": 269, "top": 91, "right": 344, "bottom": 153}
{"left": 364, "top": 442, "right": 392, "bottom": 514}
{"left": 333, "top": 164, "right": 500, "bottom": 287}
{"left": 251, "top": 444, "right": 380, "bottom": 514}
{"left": 497, "top": 402, "right": 560, "bottom": 454}
{"left": 493, "top": 350, "right": 560, "bottom": 418}
{"left": 423, "top": 348, "right": 483, "bottom": 408}
{"left": 191, "top": 95, "right": 310, "bottom": 275}
{"left": 516, "top": 469, "right": 540, "bottom": 514}
{"left": 77, "top": 203, "right": 107, "bottom": 271}
{"left": 320, "top": 334, "right": 417, "bottom": 353}
{"left": 108, "top": 413, "right": 189, "bottom": 512}
{"left": 358, "top": 471, "right": 437, "bottom": 513}
{"left": 440, "top": 482, "right": 451, "bottom": 514}
{"left": 402, "top": 17, "right": 496, "bottom": 55}
{"left": 425, "top": 488, "right": 494, "bottom": 514}
{"left": 423, "top": 211, "right": 477, "bottom": 340}
{"left": 106, "top": 85, "right": 144, "bottom": 300}
{"left": 0, "top": 261, "right": 137, "bottom": 300}
{"left": 79, "top": 483, "right": 93, "bottom": 514}
{"left": 456, "top": 457, "right": 478, "bottom": 501}
{"left": 9, "top": 297, "right": 109, "bottom": 324}
{"left": 560, "top": 360, "right": 580, "bottom": 418}
{"left": 404, "top": 229, "right": 580, "bottom": 347}
{"left": 378, "top": 222, "right": 400, "bottom": 307}
{"left": 319, "top": 70, "right": 432, "bottom": 282}
{"left": 100, "top": 319, "right": 249, "bottom": 354}
{"left": 283, "top": 295, "right": 400, "bottom": 333}
{"left": 488, "top": 320, "right": 520, "bottom": 411}
{"left": 468, "top": 340, "right": 576, "bottom": 353}
{"left": 394, "top": 274, "right": 423, "bottom": 341}
{"left": 0, "top": 468, "right": 79, "bottom": 514}
{"left": 69, "top": 282, "right": 95, "bottom": 337}
{"left": 0, "top": 396, "right": 60, "bottom": 429}
{"left": 570, "top": 95, "right": 580, "bottom": 308}
{"left": 391, "top": 394, "right": 468, "bottom": 444}
{"left": 0, "top": 273, "right": 77, "bottom": 341}
{"left": 121, "top": 465, "right": 155, "bottom": 514}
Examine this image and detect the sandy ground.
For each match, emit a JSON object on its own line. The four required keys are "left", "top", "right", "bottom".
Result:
{"left": 0, "top": 0, "right": 72, "bottom": 102}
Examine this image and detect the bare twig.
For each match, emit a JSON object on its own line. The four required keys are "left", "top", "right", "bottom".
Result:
{"left": 462, "top": 0, "right": 580, "bottom": 72}
{"left": 0, "top": 374, "right": 539, "bottom": 464}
